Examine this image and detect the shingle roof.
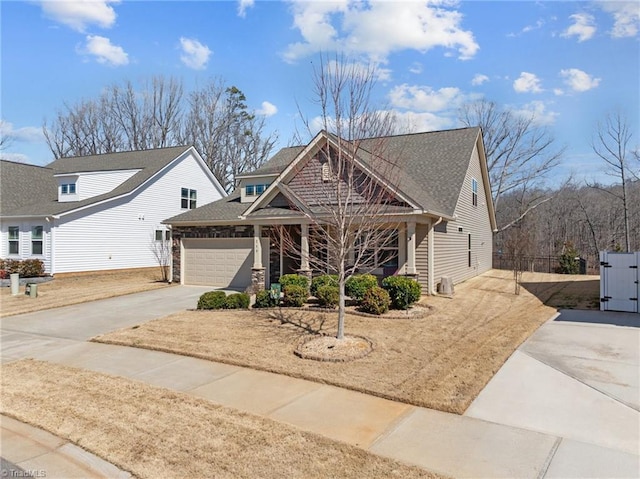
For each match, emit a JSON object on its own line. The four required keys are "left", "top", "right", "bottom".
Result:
{"left": 235, "top": 146, "right": 305, "bottom": 178}
{"left": 167, "top": 127, "right": 483, "bottom": 225}
{"left": 1, "top": 146, "right": 192, "bottom": 217}
{"left": 360, "top": 127, "right": 481, "bottom": 217}
{"left": 164, "top": 189, "right": 247, "bottom": 223}
{"left": 0, "top": 161, "right": 57, "bottom": 216}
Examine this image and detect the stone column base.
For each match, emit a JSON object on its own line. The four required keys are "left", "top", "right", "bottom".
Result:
{"left": 248, "top": 267, "right": 266, "bottom": 294}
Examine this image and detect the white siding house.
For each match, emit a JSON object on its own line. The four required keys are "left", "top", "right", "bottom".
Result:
{"left": 1, "top": 146, "right": 225, "bottom": 275}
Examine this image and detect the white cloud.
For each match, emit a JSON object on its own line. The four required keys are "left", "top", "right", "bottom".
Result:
{"left": 560, "top": 68, "right": 601, "bottom": 92}
{"left": 409, "top": 62, "right": 423, "bottom": 74}
{"left": 513, "top": 72, "right": 543, "bottom": 93}
{"left": 389, "top": 84, "right": 470, "bottom": 112}
{"left": 561, "top": 13, "right": 597, "bottom": 42}
{"left": 0, "top": 120, "right": 45, "bottom": 143}
{"left": 39, "top": 0, "right": 119, "bottom": 32}
{"left": 179, "top": 37, "right": 212, "bottom": 70}
{"left": 257, "top": 101, "right": 278, "bottom": 117}
{"left": 284, "top": 1, "right": 479, "bottom": 63}
{"left": 512, "top": 101, "right": 559, "bottom": 125}
{"left": 80, "top": 35, "right": 129, "bottom": 66}
{"left": 238, "top": 0, "right": 254, "bottom": 18}
{"left": 597, "top": 1, "right": 640, "bottom": 38}
{"left": 553, "top": 88, "right": 565, "bottom": 96}
{"left": 471, "top": 74, "right": 489, "bottom": 86}
{"left": 0, "top": 152, "right": 31, "bottom": 163}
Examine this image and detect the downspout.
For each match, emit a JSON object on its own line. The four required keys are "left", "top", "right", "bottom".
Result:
{"left": 46, "top": 216, "right": 55, "bottom": 275}
{"left": 167, "top": 225, "right": 173, "bottom": 284}
{"left": 428, "top": 216, "right": 443, "bottom": 295}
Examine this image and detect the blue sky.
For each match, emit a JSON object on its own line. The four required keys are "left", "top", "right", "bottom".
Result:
{"left": 1, "top": 0, "right": 638, "bottom": 186}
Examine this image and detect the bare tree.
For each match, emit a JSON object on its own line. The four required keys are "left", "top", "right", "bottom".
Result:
{"left": 150, "top": 231, "right": 172, "bottom": 282}
{"left": 590, "top": 111, "right": 636, "bottom": 252}
{"left": 43, "top": 76, "right": 276, "bottom": 191}
{"left": 279, "top": 55, "right": 402, "bottom": 340}
{"left": 181, "top": 82, "right": 277, "bottom": 192}
{"left": 459, "top": 99, "right": 564, "bottom": 230}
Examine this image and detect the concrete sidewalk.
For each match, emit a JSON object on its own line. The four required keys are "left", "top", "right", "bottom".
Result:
{"left": 2, "top": 292, "right": 639, "bottom": 478}
{"left": 3, "top": 339, "right": 637, "bottom": 478}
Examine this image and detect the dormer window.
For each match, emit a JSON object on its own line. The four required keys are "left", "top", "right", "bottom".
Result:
{"left": 245, "top": 184, "right": 269, "bottom": 196}
{"left": 61, "top": 183, "right": 76, "bottom": 195}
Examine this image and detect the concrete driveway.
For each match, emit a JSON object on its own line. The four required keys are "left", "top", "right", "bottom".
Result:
{"left": 466, "top": 309, "right": 640, "bottom": 476}
{"left": 0, "top": 285, "right": 213, "bottom": 363}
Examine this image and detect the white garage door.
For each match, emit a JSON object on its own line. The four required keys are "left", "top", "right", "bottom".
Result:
{"left": 183, "top": 238, "right": 258, "bottom": 288}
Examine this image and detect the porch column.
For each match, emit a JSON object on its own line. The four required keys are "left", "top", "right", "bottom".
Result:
{"left": 427, "top": 220, "right": 435, "bottom": 295}
{"left": 406, "top": 221, "right": 417, "bottom": 275}
{"left": 398, "top": 227, "right": 407, "bottom": 274}
{"left": 251, "top": 224, "right": 265, "bottom": 292}
{"left": 297, "top": 223, "right": 313, "bottom": 289}
{"left": 300, "top": 223, "right": 309, "bottom": 270}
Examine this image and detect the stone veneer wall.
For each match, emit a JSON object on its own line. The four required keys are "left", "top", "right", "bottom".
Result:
{"left": 171, "top": 225, "right": 254, "bottom": 283}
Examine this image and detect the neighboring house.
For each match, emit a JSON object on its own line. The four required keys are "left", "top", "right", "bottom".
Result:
{"left": 166, "top": 127, "right": 497, "bottom": 294}
{"left": 0, "top": 146, "right": 225, "bottom": 275}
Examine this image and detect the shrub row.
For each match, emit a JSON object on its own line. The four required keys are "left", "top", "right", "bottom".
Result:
{"left": 250, "top": 272, "right": 422, "bottom": 314}
{"left": 0, "top": 259, "right": 45, "bottom": 278}
{"left": 197, "top": 291, "right": 250, "bottom": 310}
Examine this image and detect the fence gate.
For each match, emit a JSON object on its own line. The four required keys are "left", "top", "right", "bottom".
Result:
{"left": 600, "top": 251, "right": 639, "bottom": 313}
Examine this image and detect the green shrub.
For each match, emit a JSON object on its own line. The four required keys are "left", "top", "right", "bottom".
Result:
{"left": 310, "top": 274, "right": 338, "bottom": 297}
{"left": 382, "top": 276, "right": 421, "bottom": 310}
{"left": 557, "top": 243, "right": 580, "bottom": 274}
{"left": 224, "top": 292, "right": 250, "bottom": 309}
{"left": 345, "top": 274, "right": 378, "bottom": 301}
{"left": 282, "top": 285, "right": 307, "bottom": 307}
{"left": 279, "top": 274, "right": 309, "bottom": 291}
{"left": 0, "top": 259, "right": 45, "bottom": 277}
{"left": 360, "top": 286, "right": 390, "bottom": 315}
{"left": 316, "top": 285, "right": 339, "bottom": 308}
{"left": 253, "top": 289, "right": 279, "bottom": 308}
{"left": 197, "top": 291, "right": 227, "bottom": 310}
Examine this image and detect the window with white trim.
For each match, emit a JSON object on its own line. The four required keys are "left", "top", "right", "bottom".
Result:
{"left": 181, "top": 188, "right": 197, "bottom": 209}
{"left": 32, "top": 226, "right": 43, "bottom": 255}
{"left": 8, "top": 226, "right": 19, "bottom": 255}
{"left": 61, "top": 183, "right": 76, "bottom": 195}
{"left": 245, "top": 184, "right": 270, "bottom": 196}
{"left": 471, "top": 178, "right": 478, "bottom": 207}
{"left": 155, "top": 229, "right": 171, "bottom": 241}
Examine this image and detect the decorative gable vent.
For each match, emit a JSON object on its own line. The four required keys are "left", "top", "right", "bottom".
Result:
{"left": 321, "top": 162, "right": 332, "bottom": 182}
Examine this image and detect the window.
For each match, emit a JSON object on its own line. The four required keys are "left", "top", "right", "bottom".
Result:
{"left": 32, "top": 226, "right": 43, "bottom": 255}
{"left": 61, "top": 183, "right": 76, "bottom": 195}
{"left": 246, "top": 184, "right": 269, "bottom": 196}
{"left": 155, "top": 230, "right": 172, "bottom": 242}
{"left": 356, "top": 229, "right": 399, "bottom": 269}
{"left": 471, "top": 178, "right": 478, "bottom": 207}
{"left": 181, "top": 188, "right": 197, "bottom": 209}
{"left": 8, "top": 226, "right": 19, "bottom": 255}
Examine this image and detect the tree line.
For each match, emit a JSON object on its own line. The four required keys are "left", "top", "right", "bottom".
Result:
{"left": 43, "top": 76, "right": 278, "bottom": 193}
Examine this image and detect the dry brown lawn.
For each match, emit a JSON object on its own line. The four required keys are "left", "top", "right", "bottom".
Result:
{"left": 1, "top": 359, "right": 441, "bottom": 479}
{"left": 95, "top": 270, "right": 600, "bottom": 414}
{"left": 0, "top": 268, "right": 170, "bottom": 318}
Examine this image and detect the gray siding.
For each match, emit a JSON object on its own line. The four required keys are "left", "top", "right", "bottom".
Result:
{"left": 415, "top": 224, "right": 429, "bottom": 293}
{"left": 433, "top": 144, "right": 493, "bottom": 286}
